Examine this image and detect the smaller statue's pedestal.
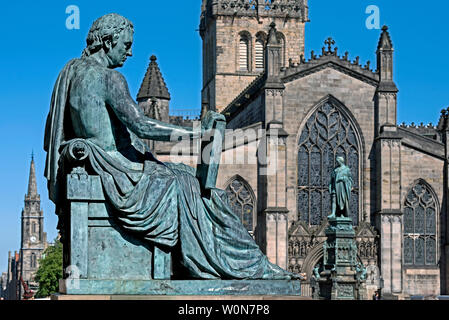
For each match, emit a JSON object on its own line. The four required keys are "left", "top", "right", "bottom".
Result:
{"left": 318, "top": 217, "right": 367, "bottom": 300}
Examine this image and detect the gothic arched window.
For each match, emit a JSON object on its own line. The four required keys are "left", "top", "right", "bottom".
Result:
{"left": 403, "top": 180, "right": 438, "bottom": 266}
{"left": 225, "top": 177, "right": 256, "bottom": 235}
{"left": 297, "top": 101, "right": 361, "bottom": 226}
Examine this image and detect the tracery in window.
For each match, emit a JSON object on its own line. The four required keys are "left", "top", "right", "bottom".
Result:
{"left": 225, "top": 177, "right": 255, "bottom": 234}
{"left": 403, "top": 180, "right": 438, "bottom": 266}
{"left": 298, "top": 102, "right": 360, "bottom": 226}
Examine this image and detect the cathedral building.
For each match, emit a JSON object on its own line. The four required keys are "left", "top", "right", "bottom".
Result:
{"left": 2, "top": 157, "right": 48, "bottom": 300}
{"left": 137, "top": 0, "right": 446, "bottom": 299}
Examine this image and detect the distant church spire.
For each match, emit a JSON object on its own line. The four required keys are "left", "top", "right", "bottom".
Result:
{"left": 137, "top": 55, "right": 171, "bottom": 101}
{"left": 26, "top": 155, "right": 39, "bottom": 199}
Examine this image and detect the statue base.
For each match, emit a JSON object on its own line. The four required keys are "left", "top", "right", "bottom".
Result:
{"left": 51, "top": 294, "right": 311, "bottom": 301}
{"left": 318, "top": 217, "right": 367, "bottom": 300}
{"left": 58, "top": 279, "right": 302, "bottom": 296}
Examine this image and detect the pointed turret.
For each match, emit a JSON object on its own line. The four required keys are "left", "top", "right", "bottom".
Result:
{"left": 137, "top": 55, "right": 171, "bottom": 101}
{"left": 26, "top": 154, "right": 39, "bottom": 201}
{"left": 137, "top": 55, "right": 170, "bottom": 123}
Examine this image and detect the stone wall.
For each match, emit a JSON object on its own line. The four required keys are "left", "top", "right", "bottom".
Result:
{"left": 203, "top": 15, "right": 305, "bottom": 112}
{"left": 400, "top": 146, "right": 444, "bottom": 203}
{"left": 227, "top": 93, "right": 264, "bottom": 129}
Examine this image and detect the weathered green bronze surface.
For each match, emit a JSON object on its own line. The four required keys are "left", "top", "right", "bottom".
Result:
{"left": 328, "top": 156, "right": 354, "bottom": 219}
{"left": 44, "top": 13, "right": 301, "bottom": 295}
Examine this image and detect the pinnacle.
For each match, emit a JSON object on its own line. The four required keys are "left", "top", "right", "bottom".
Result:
{"left": 267, "top": 22, "right": 278, "bottom": 45}
{"left": 377, "top": 25, "right": 393, "bottom": 51}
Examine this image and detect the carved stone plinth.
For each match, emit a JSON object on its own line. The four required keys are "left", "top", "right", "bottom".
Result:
{"left": 318, "top": 218, "right": 367, "bottom": 300}
{"left": 58, "top": 279, "right": 302, "bottom": 296}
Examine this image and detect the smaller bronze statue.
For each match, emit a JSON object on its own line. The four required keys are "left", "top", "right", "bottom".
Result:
{"left": 328, "top": 156, "right": 353, "bottom": 219}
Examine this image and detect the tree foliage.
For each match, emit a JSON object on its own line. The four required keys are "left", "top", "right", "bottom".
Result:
{"left": 34, "top": 240, "right": 63, "bottom": 298}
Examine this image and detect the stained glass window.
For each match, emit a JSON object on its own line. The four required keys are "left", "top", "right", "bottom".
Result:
{"left": 403, "top": 181, "right": 437, "bottom": 266}
{"left": 297, "top": 102, "right": 360, "bottom": 226}
{"left": 225, "top": 177, "right": 255, "bottom": 234}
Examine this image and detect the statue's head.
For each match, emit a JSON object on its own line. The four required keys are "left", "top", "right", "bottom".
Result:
{"left": 82, "top": 13, "right": 134, "bottom": 68}
{"left": 336, "top": 156, "right": 345, "bottom": 166}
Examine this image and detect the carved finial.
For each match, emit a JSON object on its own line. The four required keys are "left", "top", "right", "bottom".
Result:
{"left": 354, "top": 56, "right": 360, "bottom": 65}
{"left": 365, "top": 61, "right": 371, "bottom": 70}
{"left": 311, "top": 50, "right": 316, "bottom": 60}
{"left": 300, "top": 54, "right": 305, "bottom": 64}
{"left": 150, "top": 55, "right": 157, "bottom": 62}
{"left": 343, "top": 52, "right": 349, "bottom": 61}
{"left": 378, "top": 25, "right": 393, "bottom": 51}
{"left": 324, "top": 37, "right": 335, "bottom": 53}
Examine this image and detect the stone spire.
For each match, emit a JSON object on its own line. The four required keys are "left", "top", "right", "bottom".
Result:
{"left": 26, "top": 154, "right": 39, "bottom": 200}
{"left": 137, "top": 55, "right": 171, "bottom": 101}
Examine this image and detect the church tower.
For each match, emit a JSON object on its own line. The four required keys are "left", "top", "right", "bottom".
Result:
{"left": 20, "top": 155, "right": 47, "bottom": 294}
{"left": 200, "top": 0, "right": 309, "bottom": 113}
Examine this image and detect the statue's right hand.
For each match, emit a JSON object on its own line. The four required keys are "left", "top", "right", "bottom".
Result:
{"left": 201, "top": 111, "right": 226, "bottom": 131}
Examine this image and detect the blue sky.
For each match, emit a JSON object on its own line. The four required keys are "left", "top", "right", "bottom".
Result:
{"left": 0, "top": 1, "right": 448, "bottom": 273}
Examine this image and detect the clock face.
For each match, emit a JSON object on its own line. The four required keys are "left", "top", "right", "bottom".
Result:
{"left": 30, "top": 236, "right": 37, "bottom": 243}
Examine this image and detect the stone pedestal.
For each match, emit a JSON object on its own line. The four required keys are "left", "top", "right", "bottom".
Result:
{"left": 318, "top": 218, "right": 367, "bottom": 300}
{"left": 57, "top": 279, "right": 302, "bottom": 296}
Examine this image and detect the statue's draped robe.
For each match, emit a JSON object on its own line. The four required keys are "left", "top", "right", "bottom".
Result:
{"left": 44, "top": 59, "right": 296, "bottom": 280}
{"left": 329, "top": 165, "right": 353, "bottom": 214}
